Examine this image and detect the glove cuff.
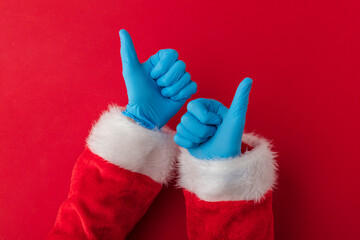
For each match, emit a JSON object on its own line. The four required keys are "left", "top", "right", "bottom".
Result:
{"left": 122, "top": 108, "right": 157, "bottom": 130}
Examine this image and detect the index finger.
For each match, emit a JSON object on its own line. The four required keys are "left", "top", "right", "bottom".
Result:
{"left": 187, "top": 99, "right": 226, "bottom": 125}
{"left": 149, "top": 49, "right": 178, "bottom": 79}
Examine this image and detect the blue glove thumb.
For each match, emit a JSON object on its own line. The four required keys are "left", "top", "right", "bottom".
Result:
{"left": 218, "top": 77, "right": 252, "bottom": 150}
{"left": 119, "top": 29, "right": 140, "bottom": 71}
{"left": 214, "top": 77, "right": 252, "bottom": 156}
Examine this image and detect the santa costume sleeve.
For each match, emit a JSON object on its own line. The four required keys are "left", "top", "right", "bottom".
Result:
{"left": 177, "top": 133, "right": 278, "bottom": 240}
{"left": 47, "top": 105, "right": 178, "bottom": 240}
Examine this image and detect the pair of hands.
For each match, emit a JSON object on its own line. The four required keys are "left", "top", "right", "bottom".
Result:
{"left": 120, "top": 29, "right": 252, "bottom": 160}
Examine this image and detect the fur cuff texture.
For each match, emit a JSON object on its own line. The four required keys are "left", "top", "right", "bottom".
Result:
{"left": 86, "top": 105, "right": 178, "bottom": 185}
{"left": 178, "top": 133, "right": 278, "bottom": 202}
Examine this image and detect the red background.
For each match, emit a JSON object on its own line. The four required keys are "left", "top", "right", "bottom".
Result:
{"left": 1, "top": 0, "right": 360, "bottom": 239}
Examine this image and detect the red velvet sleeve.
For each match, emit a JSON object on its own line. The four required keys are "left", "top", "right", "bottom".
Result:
{"left": 183, "top": 190, "right": 274, "bottom": 240}
{"left": 47, "top": 147, "right": 162, "bottom": 239}
{"left": 48, "top": 105, "right": 178, "bottom": 239}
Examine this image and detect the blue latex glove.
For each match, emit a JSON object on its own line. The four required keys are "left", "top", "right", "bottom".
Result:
{"left": 119, "top": 29, "right": 197, "bottom": 129}
{"left": 174, "top": 78, "right": 253, "bottom": 159}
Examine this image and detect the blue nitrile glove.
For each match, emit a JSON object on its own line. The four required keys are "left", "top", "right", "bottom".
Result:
{"left": 119, "top": 29, "right": 197, "bottom": 129}
{"left": 174, "top": 78, "right": 253, "bottom": 159}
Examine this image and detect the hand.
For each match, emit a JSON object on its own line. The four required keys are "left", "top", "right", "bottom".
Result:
{"left": 174, "top": 78, "right": 253, "bottom": 159}
{"left": 119, "top": 29, "right": 197, "bottom": 129}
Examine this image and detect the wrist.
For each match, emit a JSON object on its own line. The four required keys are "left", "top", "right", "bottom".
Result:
{"left": 188, "top": 144, "right": 243, "bottom": 160}
{"left": 122, "top": 109, "right": 157, "bottom": 130}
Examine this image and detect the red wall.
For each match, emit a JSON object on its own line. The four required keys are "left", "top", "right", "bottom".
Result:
{"left": 1, "top": 0, "right": 359, "bottom": 239}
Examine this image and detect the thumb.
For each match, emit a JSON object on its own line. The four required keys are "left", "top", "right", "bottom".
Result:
{"left": 209, "top": 78, "right": 252, "bottom": 158}
{"left": 228, "top": 77, "right": 253, "bottom": 122}
{"left": 119, "top": 29, "right": 140, "bottom": 69}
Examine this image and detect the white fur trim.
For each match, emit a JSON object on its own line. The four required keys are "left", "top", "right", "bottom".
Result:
{"left": 86, "top": 105, "right": 178, "bottom": 185}
{"left": 178, "top": 133, "right": 278, "bottom": 202}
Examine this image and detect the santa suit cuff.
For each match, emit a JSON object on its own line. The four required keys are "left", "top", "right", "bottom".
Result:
{"left": 86, "top": 104, "right": 178, "bottom": 185}
{"left": 178, "top": 133, "right": 278, "bottom": 202}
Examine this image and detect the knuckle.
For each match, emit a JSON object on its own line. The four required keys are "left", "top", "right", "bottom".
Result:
{"left": 189, "top": 142, "right": 197, "bottom": 148}
{"left": 161, "top": 88, "right": 169, "bottom": 96}
{"left": 183, "top": 72, "right": 191, "bottom": 80}
{"left": 188, "top": 81, "right": 197, "bottom": 94}
{"left": 192, "top": 82, "right": 198, "bottom": 91}
{"left": 164, "top": 49, "right": 178, "bottom": 58}
{"left": 157, "top": 50, "right": 164, "bottom": 58}
{"left": 199, "top": 115, "right": 210, "bottom": 124}
{"left": 181, "top": 113, "right": 190, "bottom": 124}
{"left": 200, "top": 106, "right": 209, "bottom": 115}
{"left": 178, "top": 60, "right": 186, "bottom": 69}
{"left": 153, "top": 65, "right": 164, "bottom": 76}
{"left": 202, "top": 125, "right": 215, "bottom": 137}
{"left": 176, "top": 123, "right": 183, "bottom": 133}
{"left": 188, "top": 141, "right": 196, "bottom": 148}
{"left": 160, "top": 76, "right": 172, "bottom": 86}
{"left": 174, "top": 134, "right": 179, "bottom": 142}
{"left": 174, "top": 135, "right": 183, "bottom": 146}
{"left": 187, "top": 101, "right": 196, "bottom": 111}
{"left": 199, "top": 125, "right": 209, "bottom": 137}
{"left": 171, "top": 49, "right": 179, "bottom": 58}
{"left": 166, "top": 88, "right": 176, "bottom": 96}
{"left": 157, "top": 77, "right": 165, "bottom": 86}
{"left": 193, "top": 136, "right": 203, "bottom": 143}
{"left": 183, "top": 140, "right": 190, "bottom": 147}
{"left": 177, "top": 92, "right": 185, "bottom": 99}
{"left": 187, "top": 142, "right": 195, "bottom": 148}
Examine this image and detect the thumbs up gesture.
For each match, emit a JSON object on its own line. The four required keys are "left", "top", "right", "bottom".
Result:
{"left": 174, "top": 78, "right": 253, "bottom": 159}
{"left": 119, "top": 30, "right": 197, "bottom": 129}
